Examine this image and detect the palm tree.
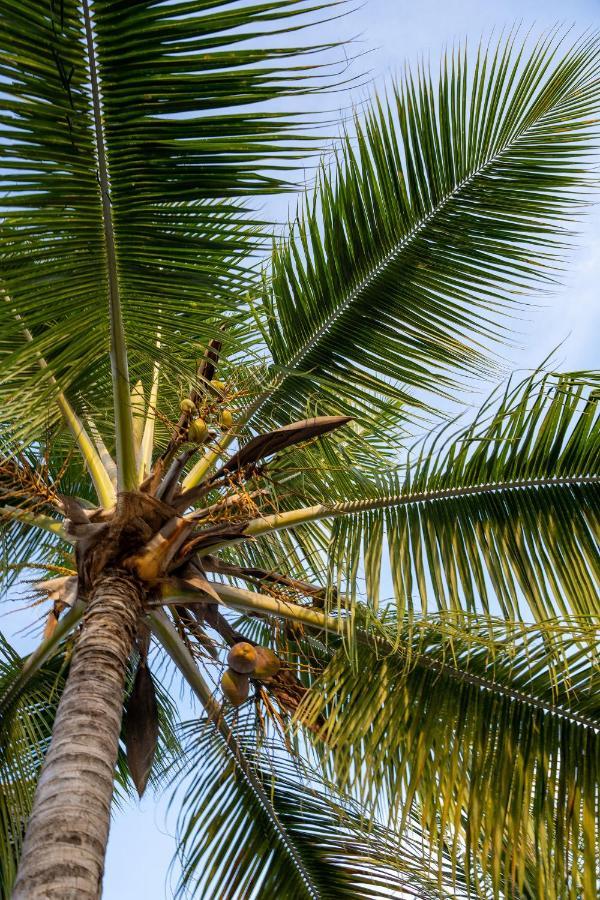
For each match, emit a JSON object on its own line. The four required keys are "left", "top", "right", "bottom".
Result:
{"left": 0, "top": 2, "right": 598, "bottom": 897}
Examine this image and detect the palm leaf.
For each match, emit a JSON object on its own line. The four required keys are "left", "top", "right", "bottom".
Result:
{"left": 0, "top": 0, "right": 341, "bottom": 446}
{"left": 249, "top": 30, "right": 600, "bottom": 427}
{"left": 246, "top": 370, "right": 600, "bottom": 622}
{"left": 326, "top": 370, "right": 600, "bottom": 621}
{"left": 172, "top": 712, "right": 487, "bottom": 899}
{"left": 297, "top": 612, "right": 600, "bottom": 899}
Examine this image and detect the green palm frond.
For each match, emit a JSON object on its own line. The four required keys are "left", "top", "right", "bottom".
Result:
{"left": 298, "top": 369, "right": 600, "bottom": 621}
{"left": 0, "top": 0, "right": 341, "bottom": 444}
{"left": 298, "top": 613, "right": 600, "bottom": 900}
{"left": 173, "top": 712, "right": 488, "bottom": 900}
{"left": 249, "top": 30, "right": 600, "bottom": 427}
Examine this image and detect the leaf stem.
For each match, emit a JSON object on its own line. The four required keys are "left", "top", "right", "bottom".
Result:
{"left": 210, "top": 583, "right": 600, "bottom": 730}
{"left": 198, "top": 474, "right": 600, "bottom": 555}
{"left": 148, "top": 609, "right": 323, "bottom": 899}
{"left": 82, "top": 0, "right": 137, "bottom": 492}
{"left": 6, "top": 297, "right": 116, "bottom": 507}
{"left": 0, "top": 505, "right": 68, "bottom": 541}
{"left": 139, "top": 331, "right": 161, "bottom": 482}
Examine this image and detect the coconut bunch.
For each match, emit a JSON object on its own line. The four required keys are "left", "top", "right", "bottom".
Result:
{"left": 179, "top": 379, "right": 234, "bottom": 444}
{"left": 222, "top": 642, "right": 281, "bottom": 706}
{"left": 162, "top": 336, "right": 234, "bottom": 455}
{"left": 27, "top": 346, "right": 351, "bottom": 735}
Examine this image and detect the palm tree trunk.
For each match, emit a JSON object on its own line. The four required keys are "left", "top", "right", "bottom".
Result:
{"left": 12, "top": 570, "right": 143, "bottom": 900}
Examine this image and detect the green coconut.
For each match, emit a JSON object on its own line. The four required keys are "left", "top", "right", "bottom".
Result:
{"left": 179, "top": 398, "right": 196, "bottom": 415}
{"left": 220, "top": 409, "right": 234, "bottom": 430}
{"left": 187, "top": 418, "right": 208, "bottom": 443}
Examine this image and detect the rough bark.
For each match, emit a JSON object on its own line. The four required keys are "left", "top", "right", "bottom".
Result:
{"left": 13, "top": 571, "right": 143, "bottom": 900}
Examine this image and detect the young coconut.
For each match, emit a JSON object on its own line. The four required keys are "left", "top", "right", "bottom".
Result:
{"left": 220, "top": 409, "right": 234, "bottom": 430}
{"left": 252, "top": 646, "right": 281, "bottom": 680}
{"left": 211, "top": 379, "right": 227, "bottom": 394}
{"left": 187, "top": 417, "right": 209, "bottom": 443}
{"left": 179, "top": 398, "right": 196, "bottom": 415}
{"left": 221, "top": 668, "right": 249, "bottom": 706}
{"left": 227, "top": 641, "right": 257, "bottom": 674}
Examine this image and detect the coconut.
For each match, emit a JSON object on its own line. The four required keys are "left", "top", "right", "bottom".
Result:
{"left": 187, "top": 418, "right": 208, "bottom": 443}
{"left": 211, "top": 379, "right": 227, "bottom": 393}
{"left": 227, "top": 641, "right": 257, "bottom": 674}
{"left": 221, "top": 668, "right": 249, "bottom": 706}
{"left": 179, "top": 398, "right": 196, "bottom": 415}
{"left": 220, "top": 409, "right": 234, "bottom": 430}
{"left": 252, "top": 647, "right": 281, "bottom": 680}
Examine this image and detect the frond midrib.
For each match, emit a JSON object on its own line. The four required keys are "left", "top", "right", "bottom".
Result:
{"left": 81, "top": 0, "right": 136, "bottom": 491}
{"left": 329, "top": 472, "right": 600, "bottom": 515}
{"left": 210, "top": 584, "right": 600, "bottom": 732}
{"left": 149, "top": 611, "right": 322, "bottom": 899}
{"left": 407, "top": 639, "right": 600, "bottom": 732}
{"left": 250, "top": 82, "right": 582, "bottom": 423}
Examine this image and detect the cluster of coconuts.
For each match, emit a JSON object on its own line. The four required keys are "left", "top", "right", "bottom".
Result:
{"left": 221, "top": 641, "right": 281, "bottom": 706}
{"left": 180, "top": 380, "right": 234, "bottom": 443}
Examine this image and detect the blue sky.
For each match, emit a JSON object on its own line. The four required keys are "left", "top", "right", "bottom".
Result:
{"left": 4, "top": 0, "right": 598, "bottom": 897}
{"left": 103, "top": 2, "right": 600, "bottom": 896}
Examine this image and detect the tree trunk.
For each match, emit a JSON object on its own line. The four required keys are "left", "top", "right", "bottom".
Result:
{"left": 13, "top": 570, "right": 143, "bottom": 900}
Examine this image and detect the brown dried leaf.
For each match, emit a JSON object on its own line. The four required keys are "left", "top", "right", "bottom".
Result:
{"left": 212, "top": 415, "right": 351, "bottom": 479}
{"left": 124, "top": 663, "right": 159, "bottom": 798}
{"left": 175, "top": 573, "right": 220, "bottom": 603}
{"left": 42, "top": 610, "right": 59, "bottom": 641}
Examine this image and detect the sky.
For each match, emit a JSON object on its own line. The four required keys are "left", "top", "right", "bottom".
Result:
{"left": 4, "top": 1, "right": 599, "bottom": 898}
{"left": 103, "top": 1, "right": 600, "bottom": 897}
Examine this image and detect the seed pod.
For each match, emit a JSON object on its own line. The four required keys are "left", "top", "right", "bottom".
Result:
{"left": 211, "top": 379, "right": 226, "bottom": 393}
{"left": 180, "top": 398, "right": 196, "bottom": 415}
{"left": 252, "top": 647, "right": 281, "bottom": 681}
{"left": 227, "top": 641, "right": 257, "bottom": 674}
{"left": 221, "top": 668, "right": 249, "bottom": 706}
{"left": 188, "top": 418, "right": 209, "bottom": 443}
{"left": 220, "top": 409, "right": 234, "bottom": 430}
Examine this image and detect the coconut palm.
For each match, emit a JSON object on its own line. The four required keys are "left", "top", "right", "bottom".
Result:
{"left": 0, "top": 2, "right": 599, "bottom": 898}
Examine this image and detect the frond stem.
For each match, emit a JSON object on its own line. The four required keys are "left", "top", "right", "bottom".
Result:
{"left": 200, "top": 473, "right": 600, "bottom": 552}
{"left": 82, "top": 0, "right": 137, "bottom": 492}
{"left": 211, "top": 583, "right": 600, "bottom": 731}
{"left": 148, "top": 609, "right": 322, "bottom": 899}
{"left": 0, "top": 505, "right": 68, "bottom": 541}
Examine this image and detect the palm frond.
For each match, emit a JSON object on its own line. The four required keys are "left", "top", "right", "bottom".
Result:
{"left": 246, "top": 371, "right": 599, "bottom": 622}
{"left": 326, "top": 370, "right": 600, "bottom": 620}
{"left": 172, "top": 711, "right": 486, "bottom": 899}
{"left": 0, "top": 0, "right": 343, "bottom": 445}
{"left": 298, "top": 613, "right": 600, "bottom": 899}
{"left": 250, "top": 30, "right": 600, "bottom": 427}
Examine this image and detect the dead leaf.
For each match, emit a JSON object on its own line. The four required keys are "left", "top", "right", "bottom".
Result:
{"left": 124, "top": 662, "right": 159, "bottom": 798}
{"left": 212, "top": 415, "right": 351, "bottom": 479}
